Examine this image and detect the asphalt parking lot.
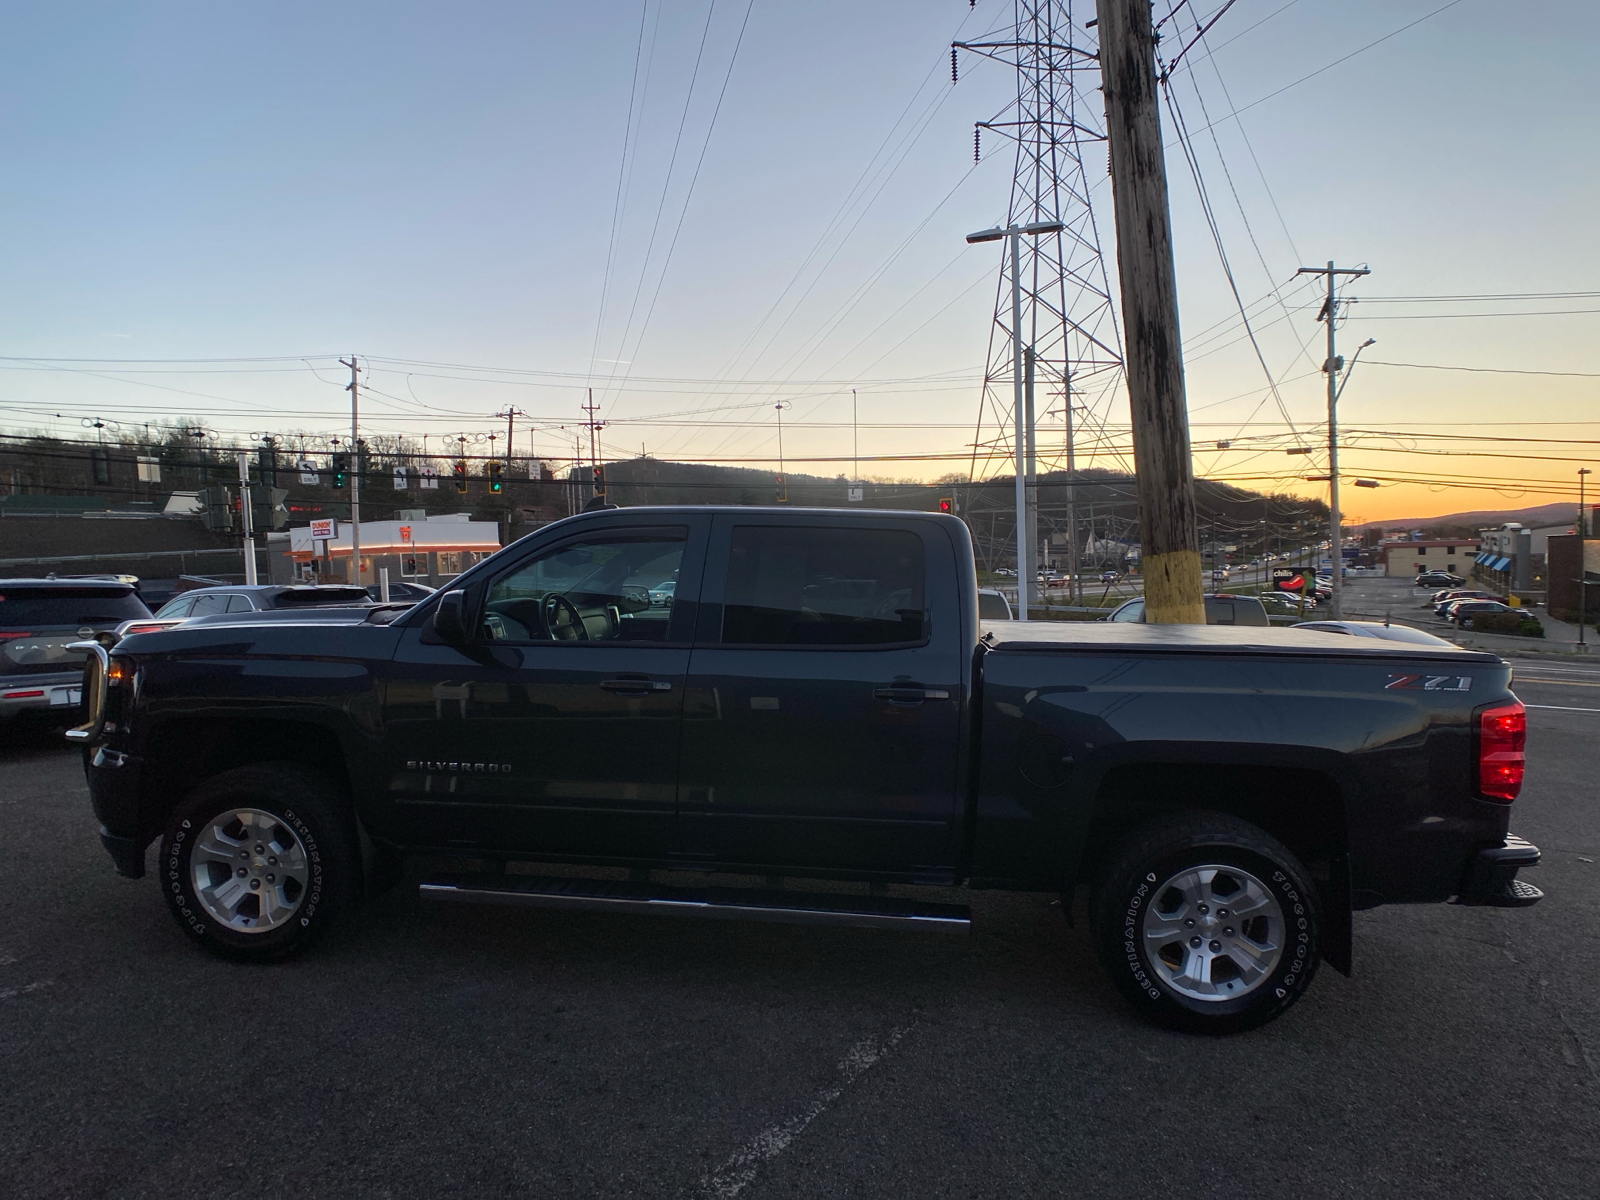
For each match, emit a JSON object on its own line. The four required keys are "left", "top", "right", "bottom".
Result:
{"left": 2, "top": 660, "right": 1598, "bottom": 1199}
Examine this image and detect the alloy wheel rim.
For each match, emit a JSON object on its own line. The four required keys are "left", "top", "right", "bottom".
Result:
{"left": 190, "top": 808, "right": 309, "bottom": 933}
{"left": 1142, "top": 864, "right": 1284, "bottom": 1002}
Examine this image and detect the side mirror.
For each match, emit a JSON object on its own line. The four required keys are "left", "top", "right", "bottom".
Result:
{"left": 432, "top": 590, "right": 470, "bottom": 644}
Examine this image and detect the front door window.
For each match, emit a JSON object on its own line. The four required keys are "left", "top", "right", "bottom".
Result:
{"left": 483, "top": 536, "right": 684, "bottom": 643}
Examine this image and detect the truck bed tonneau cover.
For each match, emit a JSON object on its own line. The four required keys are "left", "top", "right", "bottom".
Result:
{"left": 980, "top": 620, "right": 1497, "bottom": 662}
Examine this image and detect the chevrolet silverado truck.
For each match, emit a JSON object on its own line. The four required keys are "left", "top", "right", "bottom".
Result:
{"left": 72, "top": 507, "right": 1541, "bottom": 1033}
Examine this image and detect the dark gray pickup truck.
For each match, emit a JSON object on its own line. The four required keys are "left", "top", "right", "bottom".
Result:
{"left": 73, "top": 507, "right": 1540, "bottom": 1032}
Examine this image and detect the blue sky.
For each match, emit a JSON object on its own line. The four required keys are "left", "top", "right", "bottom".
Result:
{"left": 2, "top": 1, "right": 1596, "bottom": 518}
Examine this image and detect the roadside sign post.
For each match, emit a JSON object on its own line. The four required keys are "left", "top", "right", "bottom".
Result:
{"left": 1271, "top": 567, "right": 1310, "bottom": 621}
{"left": 309, "top": 519, "right": 338, "bottom": 583}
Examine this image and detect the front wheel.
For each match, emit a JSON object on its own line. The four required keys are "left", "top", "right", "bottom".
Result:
{"left": 160, "top": 762, "right": 358, "bottom": 962}
{"left": 1090, "top": 814, "right": 1320, "bottom": 1034}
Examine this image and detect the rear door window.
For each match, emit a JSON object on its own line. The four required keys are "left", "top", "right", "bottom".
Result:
{"left": 720, "top": 526, "right": 925, "bottom": 646}
{"left": 188, "top": 593, "right": 231, "bottom": 616}
{"left": 224, "top": 595, "right": 255, "bottom": 613}
{"left": 0, "top": 587, "right": 151, "bottom": 626}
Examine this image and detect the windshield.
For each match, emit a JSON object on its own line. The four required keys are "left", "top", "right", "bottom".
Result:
{"left": 0, "top": 587, "right": 151, "bottom": 626}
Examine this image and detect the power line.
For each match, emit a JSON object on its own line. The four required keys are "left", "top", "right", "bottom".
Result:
{"left": 1364, "top": 359, "right": 1600, "bottom": 378}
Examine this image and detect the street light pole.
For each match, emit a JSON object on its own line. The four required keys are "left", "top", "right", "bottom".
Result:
{"left": 237, "top": 451, "right": 257, "bottom": 585}
{"left": 967, "top": 219, "right": 1064, "bottom": 621}
{"left": 774, "top": 401, "right": 790, "bottom": 502}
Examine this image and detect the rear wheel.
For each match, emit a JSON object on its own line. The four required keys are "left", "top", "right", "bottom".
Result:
{"left": 160, "top": 762, "right": 358, "bottom": 962}
{"left": 1090, "top": 813, "right": 1320, "bottom": 1034}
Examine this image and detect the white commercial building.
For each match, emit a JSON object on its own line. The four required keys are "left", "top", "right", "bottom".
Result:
{"left": 283, "top": 514, "right": 502, "bottom": 586}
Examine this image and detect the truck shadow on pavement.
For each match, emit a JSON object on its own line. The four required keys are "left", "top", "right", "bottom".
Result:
{"left": 328, "top": 856, "right": 1130, "bottom": 1028}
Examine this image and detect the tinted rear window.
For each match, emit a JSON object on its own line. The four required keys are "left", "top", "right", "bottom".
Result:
{"left": 978, "top": 592, "right": 1011, "bottom": 620}
{"left": 271, "top": 588, "right": 370, "bottom": 607}
{"left": 721, "top": 526, "right": 925, "bottom": 646}
{"left": 0, "top": 587, "right": 151, "bottom": 626}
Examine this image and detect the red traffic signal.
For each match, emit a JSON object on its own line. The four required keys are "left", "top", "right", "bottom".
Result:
{"left": 938, "top": 496, "right": 954, "bottom": 514}
{"left": 453, "top": 460, "right": 468, "bottom": 494}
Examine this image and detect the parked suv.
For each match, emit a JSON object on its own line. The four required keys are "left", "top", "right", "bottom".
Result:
{"left": 1, "top": 578, "right": 151, "bottom": 721}
{"left": 1447, "top": 599, "right": 1516, "bottom": 628}
{"left": 154, "top": 584, "right": 372, "bottom": 620}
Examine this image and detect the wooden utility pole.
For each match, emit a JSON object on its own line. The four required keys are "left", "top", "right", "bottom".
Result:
{"left": 341, "top": 355, "right": 361, "bottom": 586}
{"left": 1295, "top": 261, "right": 1370, "bottom": 620}
{"left": 1096, "top": 0, "right": 1204, "bottom": 624}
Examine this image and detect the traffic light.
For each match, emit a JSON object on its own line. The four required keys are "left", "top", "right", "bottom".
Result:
{"left": 487, "top": 461, "right": 503, "bottom": 493}
{"left": 256, "top": 445, "right": 277, "bottom": 487}
{"left": 252, "top": 487, "right": 289, "bottom": 532}
{"left": 330, "top": 453, "right": 348, "bottom": 489}
{"left": 592, "top": 464, "right": 605, "bottom": 497}
{"left": 453, "top": 460, "right": 468, "bottom": 493}
{"left": 198, "top": 485, "right": 234, "bottom": 534}
{"left": 938, "top": 496, "right": 954, "bottom": 515}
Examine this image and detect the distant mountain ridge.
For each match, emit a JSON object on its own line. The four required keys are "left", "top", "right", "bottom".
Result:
{"left": 1356, "top": 502, "right": 1579, "bottom": 532}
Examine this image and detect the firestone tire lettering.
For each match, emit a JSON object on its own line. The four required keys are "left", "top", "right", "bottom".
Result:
{"left": 1090, "top": 812, "right": 1322, "bottom": 1035}
{"left": 158, "top": 762, "right": 357, "bottom": 964}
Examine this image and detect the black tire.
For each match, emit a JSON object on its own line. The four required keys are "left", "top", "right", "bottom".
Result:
{"left": 1089, "top": 813, "right": 1320, "bottom": 1034}
{"left": 159, "top": 762, "right": 359, "bottom": 963}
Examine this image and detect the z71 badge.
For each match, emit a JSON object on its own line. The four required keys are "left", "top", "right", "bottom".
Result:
{"left": 1385, "top": 674, "right": 1471, "bottom": 693}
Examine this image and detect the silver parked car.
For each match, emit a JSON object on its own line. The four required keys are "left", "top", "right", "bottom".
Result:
{"left": 1295, "top": 620, "right": 1455, "bottom": 647}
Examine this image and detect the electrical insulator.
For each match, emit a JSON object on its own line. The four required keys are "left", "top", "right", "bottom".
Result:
{"left": 951, "top": 48, "right": 958, "bottom": 83}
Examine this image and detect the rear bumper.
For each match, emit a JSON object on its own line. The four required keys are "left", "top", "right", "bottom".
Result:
{"left": 0, "top": 672, "right": 82, "bottom": 718}
{"left": 1455, "top": 834, "right": 1542, "bottom": 907}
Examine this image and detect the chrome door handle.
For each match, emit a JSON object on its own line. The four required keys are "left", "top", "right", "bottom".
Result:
{"left": 600, "top": 678, "right": 673, "bottom": 694}
{"left": 873, "top": 686, "right": 950, "bottom": 704}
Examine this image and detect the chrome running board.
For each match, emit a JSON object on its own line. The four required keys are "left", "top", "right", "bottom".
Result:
{"left": 419, "top": 872, "right": 970, "bottom": 934}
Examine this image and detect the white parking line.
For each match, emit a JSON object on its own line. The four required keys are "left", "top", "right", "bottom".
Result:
{"left": 700, "top": 1025, "right": 910, "bottom": 1199}
{"left": 0, "top": 980, "right": 53, "bottom": 1001}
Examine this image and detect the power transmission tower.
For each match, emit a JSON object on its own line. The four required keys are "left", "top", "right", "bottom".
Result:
{"left": 955, "top": 0, "right": 1124, "bottom": 613}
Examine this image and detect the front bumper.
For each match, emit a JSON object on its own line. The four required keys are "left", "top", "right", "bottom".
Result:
{"left": 1455, "top": 834, "right": 1543, "bottom": 907}
{"left": 0, "top": 672, "right": 82, "bottom": 718}
{"left": 85, "top": 743, "right": 149, "bottom": 878}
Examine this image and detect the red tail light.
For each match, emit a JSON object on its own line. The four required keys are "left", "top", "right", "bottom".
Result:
{"left": 1477, "top": 700, "right": 1526, "bottom": 802}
